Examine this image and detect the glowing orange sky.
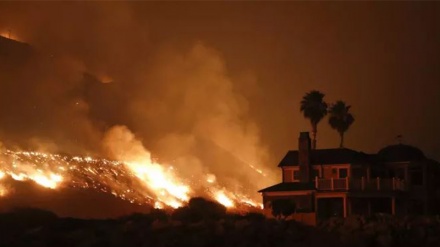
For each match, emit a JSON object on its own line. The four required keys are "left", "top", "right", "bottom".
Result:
{"left": 0, "top": 1, "right": 439, "bottom": 172}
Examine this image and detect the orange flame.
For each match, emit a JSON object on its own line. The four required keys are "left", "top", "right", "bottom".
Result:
{"left": 0, "top": 149, "right": 263, "bottom": 210}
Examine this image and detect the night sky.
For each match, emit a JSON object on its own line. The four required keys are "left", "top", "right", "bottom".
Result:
{"left": 0, "top": 1, "right": 439, "bottom": 175}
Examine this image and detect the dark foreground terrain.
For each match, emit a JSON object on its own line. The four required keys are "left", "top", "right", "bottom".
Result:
{"left": 1, "top": 201, "right": 440, "bottom": 247}
{"left": 0, "top": 208, "right": 342, "bottom": 247}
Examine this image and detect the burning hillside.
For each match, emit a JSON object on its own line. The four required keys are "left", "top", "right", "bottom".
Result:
{"left": 0, "top": 126, "right": 269, "bottom": 212}
{"left": 0, "top": 4, "right": 280, "bottom": 217}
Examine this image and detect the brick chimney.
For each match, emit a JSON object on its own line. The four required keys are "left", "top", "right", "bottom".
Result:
{"left": 298, "top": 132, "right": 312, "bottom": 183}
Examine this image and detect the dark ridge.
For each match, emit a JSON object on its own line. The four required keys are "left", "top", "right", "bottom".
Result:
{"left": 0, "top": 35, "right": 34, "bottom": 65}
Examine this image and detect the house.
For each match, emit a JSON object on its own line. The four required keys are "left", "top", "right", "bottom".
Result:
{"left": 259, "top": 132, "right": 440, "bottom": 225}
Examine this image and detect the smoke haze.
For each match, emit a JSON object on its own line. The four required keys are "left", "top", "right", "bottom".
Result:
{"left": 0, "top": 2, "right": 279, "bottom": 208}
{"left": 0, "top": 1, "right": 440, "bottom": 212}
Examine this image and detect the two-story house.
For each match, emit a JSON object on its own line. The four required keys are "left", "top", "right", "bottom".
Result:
{"left": 259, "top": 132, "right": 440, "bottom": 225}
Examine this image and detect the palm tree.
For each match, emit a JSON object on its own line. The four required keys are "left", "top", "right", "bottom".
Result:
{"left": 328, "top": 101, "right": 355, "bottom": 148}
{"left": 300, "top": 90, "right": 328, "bottom": 149}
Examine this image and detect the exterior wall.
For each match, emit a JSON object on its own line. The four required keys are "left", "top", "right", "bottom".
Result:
{"left": 282, "top": 168, "right": 294, "bottom": 182}
{"left": 319, "top": 164, "right": 351, "bottom": 179}
{"left": 383, "top": 162, "right": 409, "bottom": 180}
{"left": 262, "top": 191, "right": 315, "bottom": 212}
{"left": 384, "top": 161, "right": 436, "bottom": 214}
{"left": 262, "top": 191, "right": 317, "bottom": 226}
{"left": 269, "top": 159, "right": 440, "bottom": 218}
{"left": 261, "top": 208, "right": 317, "bottom": 226}
{"left": 282, "top": 166, "right": 321, "bottom": 183}
{"left": 290, "top": 212, "right": 316, "bottom": 226}
{"left": 351, "top": 165, "right": 368, "bottom": 178}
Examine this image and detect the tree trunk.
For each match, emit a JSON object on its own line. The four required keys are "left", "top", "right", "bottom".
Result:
{"left": 312, "top": 123, "right": 317, "bottom": 150}
{"left": 339, "top": 132, "right": 344, "bottom": 148}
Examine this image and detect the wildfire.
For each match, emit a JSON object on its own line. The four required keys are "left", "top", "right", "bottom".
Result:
{"left": 0, "top": 30, "right": 21, "bottom": 42}
{"left": 206, "top": 174, "right": 216, "bottom": 183}
{"left": 126, "top": 160, "right": 190, "bottom": 208}
{"left": 214, "top": 190, "right": 234, "bottom": 208}
{"left": 0, "top": 149, "right": 263, "bottom": 210}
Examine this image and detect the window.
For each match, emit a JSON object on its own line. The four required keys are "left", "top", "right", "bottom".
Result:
{"left": 312, "top": 168, "right": 320, "bottom": 178}
{"left": 339, "top": 168, "right": 348, "bottom": 178}
{"left": 293, "top": 170, "right": 300, "bottom": 181}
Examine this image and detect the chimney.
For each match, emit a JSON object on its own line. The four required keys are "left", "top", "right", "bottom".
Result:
{"left": 298, "top": 132, "right": 312, "bottom": 183}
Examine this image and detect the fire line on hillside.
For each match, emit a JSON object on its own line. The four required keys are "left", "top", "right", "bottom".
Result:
{"left": 0, "top": 149, "right": 264, "bottom": 211}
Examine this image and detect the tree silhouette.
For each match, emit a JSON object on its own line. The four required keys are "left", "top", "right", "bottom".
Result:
{"left": 300, "top": 90, "right": 328, "bottom": 149}
{"left": 328, "top": 101, "right": 354, "bottom": 148}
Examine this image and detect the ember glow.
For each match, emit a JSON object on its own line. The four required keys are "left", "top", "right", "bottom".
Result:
{"left": 0, "top": 31, "right": 21, "bottom": 42}
{"left": 0, "top": 149, "right": 263, "bottom": 210}
{"left": 214, "top": 190, "right": 234, "bottom": 208}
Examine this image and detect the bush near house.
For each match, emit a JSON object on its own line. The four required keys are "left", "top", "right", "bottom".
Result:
{"left": 0, "top": 205, "right": 343, "bottom": 247}
{"left": 318, "top": 214, "right": 440, "bottom": 247}
{"left": 2, "top": 205, "right": 440, "bottom": 247}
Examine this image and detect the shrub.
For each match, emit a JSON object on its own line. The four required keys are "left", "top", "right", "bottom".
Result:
{"left": 188, "top": 197, "right": 226, "bottom": 219}
{"left": 171, "top": 197, "right": 226, "bottom": 223}
{"left": 0, "top": 207, "right": 58, "bottom": 231}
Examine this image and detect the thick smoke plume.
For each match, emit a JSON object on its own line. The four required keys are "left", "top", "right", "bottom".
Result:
{"left": 0, "top": 2, "right": 277, "bottom": 208}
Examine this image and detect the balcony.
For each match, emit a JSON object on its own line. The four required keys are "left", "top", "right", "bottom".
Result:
{"left": 314, "top": 177, "right": 406, "bottom": 191}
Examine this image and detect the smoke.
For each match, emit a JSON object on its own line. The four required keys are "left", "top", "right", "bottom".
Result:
{"left": 129, "top": 43, "right": 277, "bottom": 194}
{"left": 102, "top": 125, "right": 153, "bottom": 165}
{"left": 102, "top": 125, "right": 191, "bottom": 207}
{"left": 0, "top": 2, "right": 277, "bottom": 206}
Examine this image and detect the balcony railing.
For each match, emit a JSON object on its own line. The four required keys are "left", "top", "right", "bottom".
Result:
{"left": 314, "top": 177, "right": 406, "bottom": 191}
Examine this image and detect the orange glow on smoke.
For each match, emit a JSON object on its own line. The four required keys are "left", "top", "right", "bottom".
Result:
{"left": 98, "top": 74, "right": 113, "bottom": 83}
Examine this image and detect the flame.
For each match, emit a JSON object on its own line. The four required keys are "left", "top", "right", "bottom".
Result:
{"left": 249, "top": 164, "right": 266, "bottom": 176}
{"left": 126, "top": 160, "right": 190, "bottom": 207}
{"left": 0, "top": 30, "right": 21, "bottom": 42}
{"left": 30, "top": 173, "right": 63, "bottom": 189}
{"left": 214, "top": 190, "right": 234, "bottom": 208}
{"left": 154, "top": 201, "right": 164, "bottom": 209}
{"left": 0, "top": 185, "right": 8, "bottom": 197}
{"left": 0, "top": 149, "right": 264, "bottom": 210}
{"left": 206, "top": 174, "right": 216, "bottom": 183}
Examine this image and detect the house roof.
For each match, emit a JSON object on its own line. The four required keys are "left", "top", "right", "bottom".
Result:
{"left": 278, "top": 148, "right": 372, "bottom": 167}
{"left": 377, "top": 144, "right": 426, "bottom": 162}
{"left": 258, "top": 182, "right": 316, "bottom": 192}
